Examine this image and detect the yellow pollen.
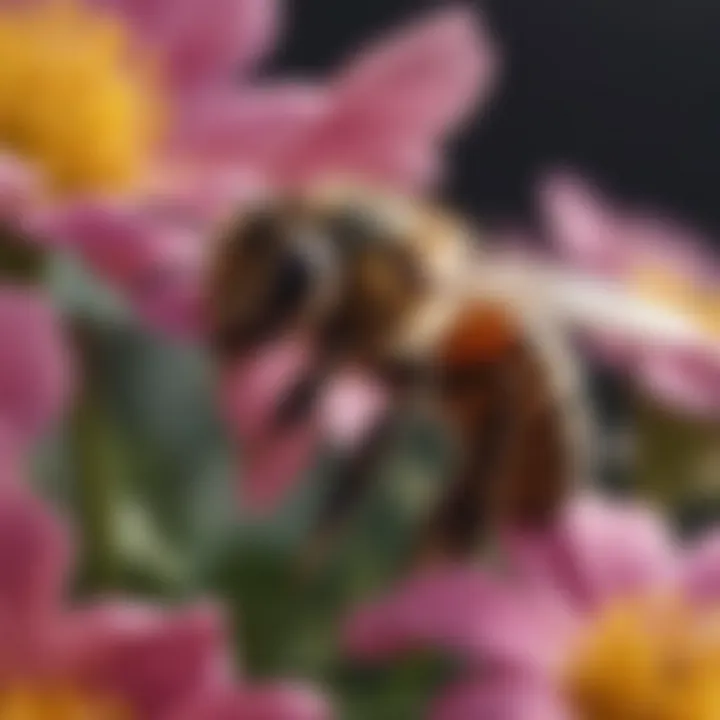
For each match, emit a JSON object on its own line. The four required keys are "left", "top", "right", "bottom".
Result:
{"left": 564, "top": 597, "right": 720, "bottom": 720}
{"left": 632, "top": 266, "right": 720, "bottom": 340}
{"left": 0, "top": 684, "right": 129, "bottom": 720}
{"left": 0, "top": 0, "right": 162, "bottom": 196}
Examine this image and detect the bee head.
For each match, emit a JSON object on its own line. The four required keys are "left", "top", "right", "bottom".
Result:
{"left": 206, "top": 185, "right": 465, "bottom": 362}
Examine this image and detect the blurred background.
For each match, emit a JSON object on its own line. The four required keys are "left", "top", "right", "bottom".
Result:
{"left": 16, "top": 0, "right": 718, "bottom": 717}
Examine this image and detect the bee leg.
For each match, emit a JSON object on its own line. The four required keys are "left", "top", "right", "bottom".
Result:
{"left": 421, "top": 383, "right": 514, "bottom": 560}
{"left": 273, "top": 367, "right": 328, "bottom": 430}
{"left": 298, "top": 410, "right": 400, "bottom": 575}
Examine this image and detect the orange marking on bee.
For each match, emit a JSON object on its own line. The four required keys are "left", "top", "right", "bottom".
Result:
{"left": 440, "top": 302, "right": 518, "bottom": 367}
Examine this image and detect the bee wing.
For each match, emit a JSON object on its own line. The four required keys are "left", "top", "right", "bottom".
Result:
{"left": 550, "top": 272, "right": 719, "bottom": 354}
{"left": 468, "top": 257, "right": 718, "bottom": 355}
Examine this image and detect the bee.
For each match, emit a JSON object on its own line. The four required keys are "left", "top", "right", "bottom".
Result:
{"left": 206, "top": 185, "right": 593, "bottom": 560}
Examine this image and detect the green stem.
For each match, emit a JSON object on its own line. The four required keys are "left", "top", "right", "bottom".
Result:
{"left": 70, "top": 326, "right": 121, "bottom": 592}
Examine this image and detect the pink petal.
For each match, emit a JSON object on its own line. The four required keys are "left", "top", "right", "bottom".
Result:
{"left": 0, "top": 155, "right": 39, "bottom": 223}
{"left": 220, "top": 340, "right": 313, "bottom": 444}
{"left": 431, "top": 676, "right": 569, "bottom": 720}
{"left": 539, "top": 173, "right": 624, "bottom": 274}
{"left": 0, "top": 287, "right": 74, "bottom": 446}
{"left": 540, "top": 176, "right": 720, "bottom": 416}
{"left": 146, "top": 166, "right": 268, "bottom": 228}
{"left": 236, "top": 367, "right": 389, "bottom": 514}
{"left": 281, "top": 7, "right": 497, "bottom": 190}
{"left": 175, "top": 684, "right": 331, "bottom": 720}
{"left": 176, "top": 85, "right": 328, "bottom": 169}
{"left": 225, "top": 357, "right": 389, "bottom": 516}
{"left": 318, "top": 370, "right": 388, "bottom": 450}
{"left": 682, "top": 531, "right": 720, "bottom": 605}
{"left": 505, "top": 496, "right": 677, "bottom": 612}
{"left": 43, "top": 202, "right": 205, "bottom": 338}
{"left": 619, "top": 214, "right": 720, "bottom": 289}
{"left": 220, "top": 339, "right": 320, "bottom": 514}
{"left": 239, "top": 423, "right": 317, "bottom": 515}
{"left": 284, "top": 127, "right": 444, "bottom": 192}
{"left": 332, "top": 7, "right": 496, "bottom": 139}
{"left": 108, "top": 0, "right": 280, "bottom": 93}
{"left": 0, "top": 424, "right": 23, "bottom": 486}
{"left": 638, "top": 349, "right": 720, "bottom": 420}
{"left": 0, "top": 483, "right": 71, "bottom": 631}
{"left": 343, "top": 565, "right": 571, "bottom": 670}
{"left": 71, "top": 602, "right": 229, "bottom": 718}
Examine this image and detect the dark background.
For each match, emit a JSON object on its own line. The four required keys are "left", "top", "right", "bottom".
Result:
{"left": 272, "top": 0, "right": 720, "bottom": 241}
{"left": 270, "top": 0, "right": 720, "bottom": 480}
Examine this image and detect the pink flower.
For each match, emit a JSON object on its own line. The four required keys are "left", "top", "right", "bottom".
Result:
{"left": 343, "top": 495, "right": 720, "bottom": 720}
{"left": 539, "top": 173, "right": 720, "bottom": 418}
{"left": 0, "top": 0, "right": 324, "bottom": 337}
{"left": 8, "top": 1, "right": 498, "bottom": 339}
{"left": 0, "top": 452, "right": 331, "bottom": 720}
{"left": 0, "top": 286, "right": 74, "bottom": 448}
{"left": 220, "top": 338, "right": 388, "bottom": 513}
{"left": 5, "top": 1, "right": 495, "bottom": 510}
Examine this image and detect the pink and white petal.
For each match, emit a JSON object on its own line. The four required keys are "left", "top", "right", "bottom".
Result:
{"left": 507, "top": 496, "right": 677, "bottom": 612}
{"left": 539, "top": 174, "right": 625, "bottom": 274}
{"left": 0, "top": 483, "right": 71, "bottom": 629}
{"left": 430, "top": 676, "right": 570, "bottom": 720}
{"left": 343, "top": 566, "right": 570, "bottom": 670}
{"left": 318, "top": 370, "right": 389, "bottom": 451}
{"left": 71, "top": 602, "right": 230, "bottom": 718}
{"left": 174, "top": 684, "right": 331, "bottom": 720}
{"left": 681, "top": 531, "right": 720, "bottom": 605}
{"left": 638, "top": 349, "right": 720, "bottom": 420}
{"left": 176, "top": 85, "right": 328, "bottom": 169}
{"left": 0, "top": 287, "right": 74, "bottom": 446}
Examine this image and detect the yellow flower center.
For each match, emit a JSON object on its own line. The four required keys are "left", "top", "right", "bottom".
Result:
{"left": 0, "top": 685, "right": 129, "bottom": 719}
{"left": 632, "top": 266, "right": 720, "bottom": 340}
{"left": 565, "top": 598, "right": 720, "bottom": 720}
{"left": 0, "top": 0, "right": 161, "bottom": 196}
